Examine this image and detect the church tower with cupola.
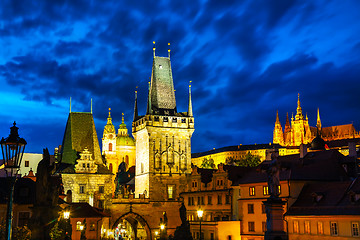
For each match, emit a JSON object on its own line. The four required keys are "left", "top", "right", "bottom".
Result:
{"left": 132, "top": 43, "right": 195, "bottom": 201}
{"left": 102, "top": 108, "right": 117, "bottom": 157}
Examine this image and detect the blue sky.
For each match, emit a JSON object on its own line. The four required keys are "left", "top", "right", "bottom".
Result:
{"left": 1, "top": 0, "right": 360, "bottom": 154}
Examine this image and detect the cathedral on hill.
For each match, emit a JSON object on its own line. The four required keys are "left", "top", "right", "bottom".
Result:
{"left": 273, "top": 94, "right": 359, "bottom": 146}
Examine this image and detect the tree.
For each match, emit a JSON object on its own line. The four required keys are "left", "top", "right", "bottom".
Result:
{"left": 0, "top": 218, "right": 31, "bottom": 240}
{"left": 200, "top": 158, "right": 215, "bottom": 169}
{"left": 225, "top": 152, "right": 261, "bottom": 167}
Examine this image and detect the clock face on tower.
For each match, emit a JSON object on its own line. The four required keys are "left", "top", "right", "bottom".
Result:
{"left": 109, "top": 134, "right": 113, "bottom": 139}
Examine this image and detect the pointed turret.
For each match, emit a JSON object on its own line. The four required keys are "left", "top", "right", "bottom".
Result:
{"left": 118, "top": 113, "right": 128, "bottom": 136}
{"left": 133, "top": 89, "right": 138, "bottom": 121}
{"left": 295, "top": 93, "right": 304, "bottom": 120}
{"left": 103, "top": 108, "right": 116, "bottom": 137}
{"left": 317, "top": 108, "right": 322, "bottom": 130}
{"left": 188, "top": 81, "right": 193, "bottom": 117}
{"left": 273, "top": 110, "right": 284, "bottom": 145}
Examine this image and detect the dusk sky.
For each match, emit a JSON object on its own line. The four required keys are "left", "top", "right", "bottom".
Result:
{"left": 1, "top": 0, "right": 360, "bottom": 154}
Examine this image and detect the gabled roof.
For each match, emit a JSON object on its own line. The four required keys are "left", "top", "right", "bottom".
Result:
{"left": 67, "top": 202, "right": 110, "bottom": 218}
{"left": 286, "top": 178, "right": 360, "bottom": 216}
{"left": 60, "top": 112, "right": 102, "bottom": 165}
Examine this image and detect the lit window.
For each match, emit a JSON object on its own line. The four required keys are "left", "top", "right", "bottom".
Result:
{"left": 109, "top": 143, "right": 112, "bottom": 151}
{"left": 263, "top": 186, "right": 269, "bottom": 195}
{"left": 249, "top": 187, "right": 255, "bottom": 196}
{"left": 248, "top": 222, "right": 255, "bottom": 232}
{"left": 352, "top": 222, "right": 359, "bottom": 236}
{"left": 278, "top": 185, "right": 281, "bottom": 195}
{"left": 76, "top": 221, "right": 82, "bottom": 231}
{"left": 159, "top": 65, "right": 163, "bottom": 69}
{"left": 318, "top": 222, "right": 323, "bottom": 235}
{"left": 168, "top": 185, "right": 174, "bottom": 199}
{"left": 330, "top": 222, "right": 338, "bottom": 236}
{"left": 305, "top": 221, "right": 310, "bottom": 234}
{"left": 293, "top": 221, "right": 299, "bottom": 233}
{"left": 248, "top": 204, "right": 254, "bottom": 214}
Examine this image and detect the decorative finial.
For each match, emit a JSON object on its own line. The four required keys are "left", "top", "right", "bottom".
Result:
{"left": 168, "top": 42, "right": 171, "bottom": 58}
{"left": 108, "top": 108, "right": 111, "bottom": 118}
{"left": 153, "top": 41, "right": 156, "bottom": 57}
{"left": 122, "top": 113, "right": 124, "bottom": 123}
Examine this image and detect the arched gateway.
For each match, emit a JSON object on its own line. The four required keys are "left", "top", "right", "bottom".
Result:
{"left": 113, "top": 211, "right": 152, "bottom": 240}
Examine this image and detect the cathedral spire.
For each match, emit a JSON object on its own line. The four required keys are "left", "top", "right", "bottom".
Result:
{"left": 103, "top": 108, "right": 115, "bottom": 137}
{"left": 133, "top": 87, "right": 138, "bottom": 121}
{"left": 285, "top": 112, "right": 290, "bottom": 127}
{"left": 295, "top": 93, "right": 303, "bottom": 120}
{"left": 275, "top": 110, "right": 280, "bottom": 124}
{"left": 188, "top": 81, "right": 193, "bottom": 117}
{"left": 107, "top": 108, "right": 113, "bottom": 125}
{"left": 317, "top": 108, "right": 322, "bottom": 130}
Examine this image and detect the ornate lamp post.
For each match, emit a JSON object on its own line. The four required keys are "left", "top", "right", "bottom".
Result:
{"left": 160, "top": 223, "right": 166, "bottom": 240}
{"left": 0, "top": 122, "right": 27, "bottom": 240}
{"left": 63, "top": 208, "right": 72, "bottom": 239}
{"left": 197, "top": 209, "right": 203, "bottom": 240}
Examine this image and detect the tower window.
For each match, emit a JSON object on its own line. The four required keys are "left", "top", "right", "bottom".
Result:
{"left": 167, "top": 185, "right": 174, "bottom": 199}
{"left": 181, "top": 118, "right": 186, "bottom": 123}
{"left": 79, "top": 185, "right": 85, "bottom": 194}
{"left": 163, "top": 117, "right": 168, "bottom": 122}
{"left": 109, "top": 143, "right": 113, "bottom": 151}
{"left": 172, "top": 118, "right": 177, "bottom": 123}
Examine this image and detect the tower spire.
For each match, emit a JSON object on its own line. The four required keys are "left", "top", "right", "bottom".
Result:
{"left": 153, "top": 41, "right": 156, "bottom": 58}
{"left": 317, "top": 108, "right": 322, "bottom": 130}
{"left": 107, "top": 108, "right": 113, "bottom": 124}
{"left": 275, "top": 110, "right": 280, "bottom": 123}
{"left": 133, "top": 87, "right": 138, "bottom": 121}
{"left": 295, "top": 93, "right": 303, "bottom": 120}
{"left": 146, "top": 81, "right": 152, "bottom": 115}
{"left": 188, "top": 81, "right": 193, "bottom": 117}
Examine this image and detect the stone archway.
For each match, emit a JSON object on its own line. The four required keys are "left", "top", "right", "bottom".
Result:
{"left": 113, "top": 212, "right": 152, "bottom": 240}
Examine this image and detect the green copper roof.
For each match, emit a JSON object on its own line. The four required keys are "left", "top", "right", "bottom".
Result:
{"left": 148, "top": 56, "right": 177, "bottom": 115}
{"left": 116, "top": 135, "right": 135, "bottom": 146}
{"left": 60, "top": 112, "right": 102, "bottom": 165}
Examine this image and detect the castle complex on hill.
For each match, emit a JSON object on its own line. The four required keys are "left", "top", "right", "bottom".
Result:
{"left": 273, "top": 94, "right": 359, "bottom": 146}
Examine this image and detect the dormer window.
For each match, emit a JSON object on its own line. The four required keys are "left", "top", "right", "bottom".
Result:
{"left": 159, "top": 65, "right": 163, "bottom": 69}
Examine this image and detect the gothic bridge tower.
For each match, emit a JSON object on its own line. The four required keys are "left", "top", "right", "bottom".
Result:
{"left": 132, "top": 44, "right": 194, "bottom": 201}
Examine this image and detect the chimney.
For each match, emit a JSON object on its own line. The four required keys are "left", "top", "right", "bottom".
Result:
{"left": 300, "top": 143, "right": 307, "bottom": 158}
{"left": 349, "top": 141, "right": 357, "bottom": 157}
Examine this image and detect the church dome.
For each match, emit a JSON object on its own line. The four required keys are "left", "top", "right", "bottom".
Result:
{"left": 310, "top": 134, "right": 326, "bottom": 150}
{"left": 116, "top": 135, "right": 135, "bottom": 146}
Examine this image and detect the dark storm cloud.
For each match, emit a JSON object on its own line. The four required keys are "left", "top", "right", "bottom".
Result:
{"left": 54, "top": 40, "right": 92, "bottom": 57}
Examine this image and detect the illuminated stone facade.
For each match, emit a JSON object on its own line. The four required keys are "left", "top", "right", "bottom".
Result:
{"left": 59, "top": 112, "right": 113, "bottom": 209}
{"left": 102, "top": 110, "right": 136, "bottom": 191}
{"left": 132, "top": 53, "right": 194, "bottom": 200}
{"left": 273, "top": 94, "right": 359, "bottom": 146}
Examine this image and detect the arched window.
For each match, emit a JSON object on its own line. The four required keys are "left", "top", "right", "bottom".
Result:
{"left": 109, "top": 163, "right": 113, "bottom": 173}
{"left": 109, "top": 143, "right": 113, "bottom": 151}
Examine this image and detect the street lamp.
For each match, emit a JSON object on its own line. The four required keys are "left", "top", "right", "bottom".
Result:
{"left": 63, "top": 209, "right": 71, "bottom": 239}
{"left": 160, "top": 223, "right": 166, "bottom": 240}
{"left": 1, "top": 122, "right": 27, "bottom": 240}
{"left": 197, "top": 209, "right": 204, "bottom": 240}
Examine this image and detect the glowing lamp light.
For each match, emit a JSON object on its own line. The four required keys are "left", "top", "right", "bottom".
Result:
{"left": 155, "top": 231, "right": 159, "bottom": 236}
{"left": 79, "top": 225, "right": 84, "bottom": 231}
{"left": 160, "top": 224, "right": 165, "bottom": 230}
{"left": 197, "top": 209, "right": 204, "bottom": 218}
{"left": 63, "top": 211, "right": 70, "bottom": 219}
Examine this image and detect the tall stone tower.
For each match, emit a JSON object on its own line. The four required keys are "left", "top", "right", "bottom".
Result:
{"left": 132, "top": 45, "right": 194, "bottom": 201}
